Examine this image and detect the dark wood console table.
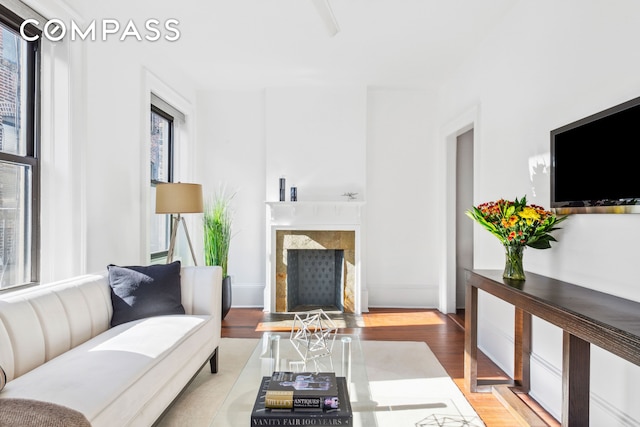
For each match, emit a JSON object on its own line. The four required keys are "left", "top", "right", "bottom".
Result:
{"left": 464, "top": 270, "right": 640, "bottom": 426}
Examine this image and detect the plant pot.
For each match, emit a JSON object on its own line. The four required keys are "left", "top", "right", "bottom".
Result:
{"left": 222, "top": 275, "right": 232, "bottom": 320}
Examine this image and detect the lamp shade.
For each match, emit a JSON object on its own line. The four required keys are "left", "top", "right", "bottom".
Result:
{"left": 156, "top": 183, "right": 204, "bottom": 214}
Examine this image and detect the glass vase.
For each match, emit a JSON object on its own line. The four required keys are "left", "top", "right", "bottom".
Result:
{"left": 503, "top": 245, "right": 526, "bottom": 281}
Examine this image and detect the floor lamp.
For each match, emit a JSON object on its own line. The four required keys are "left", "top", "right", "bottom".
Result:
{"left": 155, "top": 182, "right": 203, "bottom": 265}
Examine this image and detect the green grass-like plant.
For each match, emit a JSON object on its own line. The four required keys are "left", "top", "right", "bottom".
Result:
{"left": 203, "top": 190, "right": 234, "bottom": 277}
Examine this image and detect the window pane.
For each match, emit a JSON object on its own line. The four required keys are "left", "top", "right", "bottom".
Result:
{"left": 0, "top": 161, "right": 31, "bottom": 288}
{"left": 150, "top": 110, "right": 170, "bottom": 182}
{"left": 0, "top": 25, "right": 28, "bottom": 156}
{"left": 150, "top": 185, "right": 169, "bottom": 254}
{"left": 150, "top": 106, "right": 173, "bottom": 258}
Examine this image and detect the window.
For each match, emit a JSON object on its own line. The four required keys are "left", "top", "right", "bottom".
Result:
{"left": 150, "top": 104, "right": 174, "bottom": 259}
{"left": 0, "top": 6, "right": 40, "bottom": 290}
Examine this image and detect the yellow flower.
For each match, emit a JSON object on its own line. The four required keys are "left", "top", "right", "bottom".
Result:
{"left": 518, "top": 206, "right": 540, "bottom": 224}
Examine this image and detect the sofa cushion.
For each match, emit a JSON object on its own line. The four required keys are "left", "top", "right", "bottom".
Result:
{"left": 108, "top": 261, "right": 185, "bottom": 327}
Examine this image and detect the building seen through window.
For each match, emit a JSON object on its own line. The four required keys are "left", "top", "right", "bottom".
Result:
{"left": 0, "top": 12, "right": 39, "bottom": 290}
{"left": 150, "top": 105, "right": 173, "bottom": 259}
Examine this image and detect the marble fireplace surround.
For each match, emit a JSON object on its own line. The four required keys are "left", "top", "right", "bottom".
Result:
{"left": 276, "top": 230, "right": 355, "bottom": 313}
{"left": 265, "top": 202, "right": 364, "bottom": 314}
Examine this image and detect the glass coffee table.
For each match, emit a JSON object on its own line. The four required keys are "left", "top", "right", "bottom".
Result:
{"left": 210, "top": 332, "right": 376, "bottom": 426}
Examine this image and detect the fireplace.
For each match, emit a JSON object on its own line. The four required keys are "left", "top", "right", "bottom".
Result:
{"left": 275, "top": 230, "right": 355, "bottom": 312}
{"left": 287, "top": 249, "right": 345, "bottom": 311}
{"left": 265, "top": 201, "right": 365, "bottom": 314}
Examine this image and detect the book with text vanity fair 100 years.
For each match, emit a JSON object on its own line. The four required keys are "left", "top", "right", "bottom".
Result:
{"left": 251, "top": 376, "right": 352, "bottom": 426}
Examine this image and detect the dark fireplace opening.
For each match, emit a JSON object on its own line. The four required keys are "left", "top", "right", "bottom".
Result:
{"left": 286, "top": 249, "right": 345, "bottom": 312}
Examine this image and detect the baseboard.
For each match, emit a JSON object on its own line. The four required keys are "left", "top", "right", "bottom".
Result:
{"left": 366, "top": 284, "right": 438, "bottom": 308}
{"left": 491, "top": 385, "right": 547, "bottom": 427}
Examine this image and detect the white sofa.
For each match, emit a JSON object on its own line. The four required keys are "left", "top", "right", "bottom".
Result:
{"left": 0, "top": 265, "right": 222, "bottom": 426}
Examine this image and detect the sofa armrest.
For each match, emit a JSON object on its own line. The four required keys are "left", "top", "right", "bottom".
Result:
{"left": 180, "top": 266, "right": 222, "bottom": 317}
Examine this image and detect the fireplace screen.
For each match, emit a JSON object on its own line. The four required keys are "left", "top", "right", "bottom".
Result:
{"left": 286, "top": 249, "right": 345, "bottom": 312}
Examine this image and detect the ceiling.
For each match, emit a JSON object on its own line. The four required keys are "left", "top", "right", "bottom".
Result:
{"left": 67, "top": 0, "right": 518, "bottom": 90}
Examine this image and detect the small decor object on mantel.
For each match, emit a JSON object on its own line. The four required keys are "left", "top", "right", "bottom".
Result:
{"left": 342, "top": 192, "right": 358, "bottom": 201}
{"left": 466, "top": 196, "right": 568, "bottom": 281}
{"left": 279, "top": 177, "right": 286, "bottom": 202}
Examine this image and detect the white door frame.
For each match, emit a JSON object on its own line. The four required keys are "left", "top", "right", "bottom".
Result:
{"left": 438, "top": 106, "right": 480, "bottom": 313}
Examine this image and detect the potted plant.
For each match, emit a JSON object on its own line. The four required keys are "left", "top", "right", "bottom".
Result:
{"left": 204, "top": 189, "right": 234, "bottom": 320}
{"left": 466, "top": 196, "right": 567, "bottom": 281}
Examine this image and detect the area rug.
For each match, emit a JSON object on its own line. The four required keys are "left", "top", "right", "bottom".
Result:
{"left": 361, "top": 341, "right": 484, "bottom": 426}
{"left": 155, "top": 339, "right": 258, "bottom": 427}
{"left": 156, "top": 338, "right": 484, "bottom": 427}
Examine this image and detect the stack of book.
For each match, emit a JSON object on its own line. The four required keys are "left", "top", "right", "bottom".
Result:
{"left": 250, "top": 371, "right": 353, "bottom": 426}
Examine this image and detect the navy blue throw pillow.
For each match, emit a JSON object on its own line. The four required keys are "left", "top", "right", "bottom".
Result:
{"left": 0, "top": 364, "right": 6, "bottom": 391}
{"left": 108, "top": 261, "right": 185, "bottom": 327}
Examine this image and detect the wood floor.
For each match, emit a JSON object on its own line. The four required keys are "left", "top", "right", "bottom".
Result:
{"left": 222, "top": 307, "right": 559, "bottom": 427}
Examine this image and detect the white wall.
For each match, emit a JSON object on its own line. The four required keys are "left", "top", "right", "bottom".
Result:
{"left": 196, "top": 90, "right": 266, "bottom": 307}
{"left": 26, "top": 0, "right": 451, "bottom": 312}
{"left": 27, "top": 0, "right": 200, "bottom": 276}
{"left": 195, "top": 86, "right": 440, "bottom": 309}
{"left": 438, "top": 0, "right": 640, "bottom": 423}
{"left": 35, "top": 0, "right": 86, "bottom": 283}
{"left": 366, "top": 88, "right": 438, "bottom": 307}
{"left": 82, "top": 31, "right": 199, "bottom": 273}
{"left": 264, "top": 86, "right": 367, "bottom": 202}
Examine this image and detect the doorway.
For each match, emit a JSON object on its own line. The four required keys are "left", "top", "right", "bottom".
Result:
{"left": 455, "top": 130, "right": 474, "bottom": 309}
{"left": 438, "top": 106, "right": 478, "bottom": 314}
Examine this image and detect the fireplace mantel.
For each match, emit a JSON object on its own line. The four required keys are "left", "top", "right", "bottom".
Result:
{"left": 265, "top": 201, "right": 365, "bottom": 225}
{"left": 265, "top": 200, "right": 366, "bottom": 314}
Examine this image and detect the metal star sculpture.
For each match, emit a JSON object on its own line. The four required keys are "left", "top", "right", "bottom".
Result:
{"left": 289, "top": 309, "right": 338, "bottom": 361}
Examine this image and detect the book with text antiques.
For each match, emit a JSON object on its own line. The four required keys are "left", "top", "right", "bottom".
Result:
{"left": 251, "top": 376, "right": 353, "bottom": 426}
{"left": 265, "top": 371, "right": 339, "bottom": 410}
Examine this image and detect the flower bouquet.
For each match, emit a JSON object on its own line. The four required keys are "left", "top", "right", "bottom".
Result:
{"left": 466, "top": 196, "right": 567, "bottom": 280}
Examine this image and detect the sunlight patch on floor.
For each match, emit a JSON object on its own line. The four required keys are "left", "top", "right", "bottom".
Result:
{"left": 364, "top": 311, "right": 444, "bottom": 327}
{"left": 255, "top": 319, "right": 348, "bottom": 332}
{"left": 366, "top": 377, "right": 485, "bottom": 426}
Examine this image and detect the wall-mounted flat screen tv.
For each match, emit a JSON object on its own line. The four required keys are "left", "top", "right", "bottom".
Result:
{"left": 550, "top": 96, "right": 640, "bottom": 214}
